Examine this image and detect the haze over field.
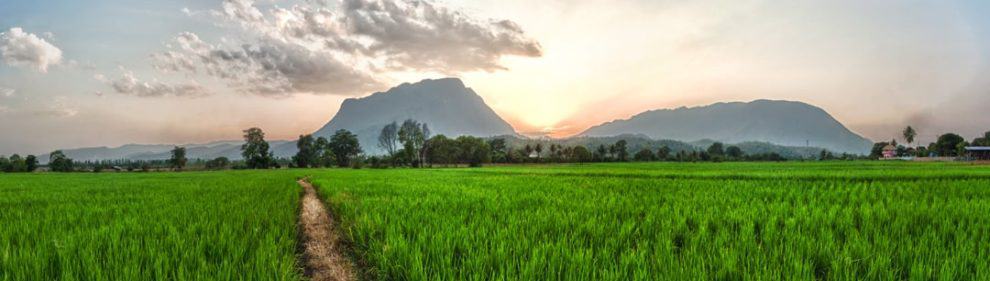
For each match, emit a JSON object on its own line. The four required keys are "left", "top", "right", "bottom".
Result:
{"left": 2, "top": 0, "right": 990, "bottom": 155}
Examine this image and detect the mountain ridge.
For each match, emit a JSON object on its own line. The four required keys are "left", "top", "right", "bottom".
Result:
{"left": 580, "top": 99, "right": 873, "bottom": 154}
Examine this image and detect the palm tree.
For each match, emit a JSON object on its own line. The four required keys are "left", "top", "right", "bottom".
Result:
{"left": 903, "top": 126, "right": 917, "bottom": 148}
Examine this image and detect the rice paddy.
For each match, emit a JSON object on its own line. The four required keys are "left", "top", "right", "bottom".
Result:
{"left": 2, "top": 162, "right": 989, "bottom": 280}
{"left": 312, "top": 162, "right": 990, "bottom": 280}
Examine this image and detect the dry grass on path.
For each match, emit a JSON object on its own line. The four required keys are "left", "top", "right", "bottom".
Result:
{"left": 297, "top": 179, "right": 357, "bottom": 281}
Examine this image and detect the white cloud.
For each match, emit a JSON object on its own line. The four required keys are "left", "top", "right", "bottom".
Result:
{"left": 103, "top": 70, "right": 209, "bottom": 98}
{"left": 0, "top": 28, "right": 63, "bottom": 73}
{"left": 0, "top": 87, "right": 14, "bottom": 97}
{"left": 153, "top": 0, "right": 542, "bottom": 97}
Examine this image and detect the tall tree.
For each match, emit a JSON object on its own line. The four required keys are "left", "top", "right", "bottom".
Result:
{"left": 329, "top": 129, "right": 362, "bottom": 168}
{"left": 973, "top": 131, "right": 990, "bottom": 146}
{"left": 596, "top": 145, "right": 607, "bottom": 161}
{"left": 315, "top": 137, "right": 334, "bottom": 167}
{"left": 398, "top": 119, "right": 427, "bottom": 167}
{"left": 572, "top": 146, "right": 593, "bottom": 162}
{"left": 425, "top": 135, "right": 457, "bottom": 166}
{"left": 378, "top": 122, "right": 399, "bottom": 158}
{"left": 657, "top": 146, "right": 672, "bottom": 161}
{"left": 488, "top": 138, "right": 507, "bottom": 163}
{"left": 25, "top": 155, "right": 38, "bottom": 172}
{"left": 902, "top": 126, "right": 917, "bottom": 147}
{"left": 614, "top": 140, "right": 629, "bottom": 162}
{"left": 241, "top": 127, "right": 274, "bottom": 169}
{"left": 293, "top": 134, "right": 318, "bottom": 168}
{"left": 707, "top": 142, "right": 725, "bottom": 157}
{"left": 49, "top": 150, "right": 74, "bottom": 172}
{"left": 726, "top": 146, "right": 743, "bottom": 159}
{"left": 634, "top": 149, "right": 655, "bottom": 162}
{"left": 456, "top": 136, "right": 491, "bottom": 167}
{"left": 0, "top": 156, "right": 10, "bottom": 173}
{"left": 169, "top": 146, "right": 188, "bottom": 171}
{"left": 935, "top": 133, "right": 965, "bottom": 156}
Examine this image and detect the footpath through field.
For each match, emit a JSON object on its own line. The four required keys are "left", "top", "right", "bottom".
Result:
{"left": 297, "top": 179, "right": 356, "bottom": 281}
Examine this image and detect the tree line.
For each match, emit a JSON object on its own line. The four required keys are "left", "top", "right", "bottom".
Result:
{"left": 870, "top": 126, "right": 990, "bottom": 158}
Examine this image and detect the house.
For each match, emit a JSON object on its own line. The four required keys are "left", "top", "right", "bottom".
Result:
{"left": 965, "top": 147, "right": 990, "bottom": 161}
{"left": 881, "top": 144, "right": 897, "bottom": 159}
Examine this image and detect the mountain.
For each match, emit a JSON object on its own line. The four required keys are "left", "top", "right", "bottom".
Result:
{"left": 309, "top": 78, "right": 517, "bottom": 154}
{"left": 580, "top": 100, "right": 872, "bottom": 154}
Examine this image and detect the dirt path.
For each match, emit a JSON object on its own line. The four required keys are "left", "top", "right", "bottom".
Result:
{"left": 297, "top": 179, "right": 357, "bottom": 281}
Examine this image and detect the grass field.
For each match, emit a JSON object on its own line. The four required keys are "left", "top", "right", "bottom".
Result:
{"left": 312, "top": 162, "right": 990, "bottom": 280}
{"left": 0, "top": 171, "right": 306, "bottom": 280}
{"left": 2, "top": 162, "right": 989, "bottom": 280}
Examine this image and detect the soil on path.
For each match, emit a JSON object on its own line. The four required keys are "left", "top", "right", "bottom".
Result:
{"left": 297, "top": 179, "right": 357, "bottom": 281}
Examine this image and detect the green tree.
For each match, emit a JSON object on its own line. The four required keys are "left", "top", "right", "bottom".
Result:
{"left": 169, "top": 146, "right": 188, "bottom": 171}
{"left": 657, "top": 146, "right": 671, "bottom": 161}
{"left": 25, "top": 155, "right": 38, "bottom": 172}
{"left": 49, "top": 150, "right": 74, "bottom": 172}
{"left": 726, "top": 146, "right": 743, "bottom": 159}
{"left": 329, "top": 129, "right": 362, "bottom": 168}
{"left": 707, "top": 142, "right": 725, "bottom": 157}
{"left": 902, "top": 126, "right": 917, "bottom": 147}
{"left": 398, "top": 119, "right": 427, "bottom": 167}
{"left": 425, "top": 135, "right": 457, "bottom": 166}
{"left": 205, "top": 157, "right": 230, "bottom": 170}
{"left": 0, "top": 156, "right": 10, "bottom": 172}
{"left": 293, "top": 134, "right": 318, "bottom": 168}
{"left": 633, "top": 149, "right": 655, "bottom": 161}
{"left": 972, "top": 131, "right": 990, "bottom": 146}
{"left": 488, "top": 138, "right": 508, "bottom": 163}
{"left": 614, "top": 140, "right": 629, "bottom": 162}
{"left": 572, "top": 146, "right": 593, "bottom": 162}
{"left": 935, "top": 133, "right": 965, "bottom": 156}
{"left": 456, "top": 136, "right": 491, "bottom": 167}
{"left": 595, "top": 145, "right": 607, "bottom": 162}
{"left": 241, "top": 127, "right": 274, "bottom": 169}
{"left": 819, "top": 150, "right": 834, "bottom": 161}
{"left": 316, "top": 137, "right": 335, "bottom": 167}
{"left": 7, "top": 154, "right": 27, "bottom": 172}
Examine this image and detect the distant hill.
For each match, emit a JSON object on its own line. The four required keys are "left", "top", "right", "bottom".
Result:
{"left": 307, "top": 78, "right": 517, "bottom": 154}
{"left": 500, "top": 134, "right": 828, "bottom": 160}
{"left": 580, "top": 100, "right": 872, "bottom": 154}
{"left": 59, "top": 140, "right": 293, "bottom": 163}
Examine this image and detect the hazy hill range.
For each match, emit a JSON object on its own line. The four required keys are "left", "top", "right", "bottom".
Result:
{"left": 580, "top": 100, "right": 873, "bottom": 154}
{"left": 59, "top": 141, "right": 294, "bottom": 163}
{"left": 306, "top": 78, "right": 517, "bottom": 154}
{"left": 501, "top": 134, "right": 829, "bottom": 160}
{"left": 56, "top": 84, "right": 874, "bottom": 161}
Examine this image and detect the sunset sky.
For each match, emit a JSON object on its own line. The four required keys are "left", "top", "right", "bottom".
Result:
{"left": 1, "top": 0, "right": 989, "bottom": 155}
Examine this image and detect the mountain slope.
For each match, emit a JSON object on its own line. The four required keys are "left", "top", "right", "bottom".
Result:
{"left": 311, "top": 78, "right": 517, "bottom": 154}
{"left": 580, "top": 100, "right": 872, "bottom": 154}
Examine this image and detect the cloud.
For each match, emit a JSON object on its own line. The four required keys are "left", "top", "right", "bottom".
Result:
{"left": 154, "top": 0, "right": 542, "bottom": 97}
{"left": 339, "top": 0, "right": 543, "bottom": 71}
{"left": 0, "top": 87, "right": 14, "bottom": 97}
{"left": 0, "top": 28, "right": 63, "bottom": 73}
{"left": 102, "top": 70, "right": 209, "bottom": 98}
{"left": 153, "top": 32, "right": 381, "bottom": 97}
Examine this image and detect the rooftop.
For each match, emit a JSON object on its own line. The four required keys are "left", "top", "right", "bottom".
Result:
{"left": 965, "top": 146, "right": 990, "bottom": 151}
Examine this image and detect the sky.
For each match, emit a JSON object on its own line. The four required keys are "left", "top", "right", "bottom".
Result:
{"left": 1, "top": 0, "right": 989, "bottom": 155}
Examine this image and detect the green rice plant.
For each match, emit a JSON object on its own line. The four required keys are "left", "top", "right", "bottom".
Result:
{"left": 0, "top": 170, "right": 306, "bottom": 280}
{"left": 312, "top": 162, "right": 990, "bottom": 280}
